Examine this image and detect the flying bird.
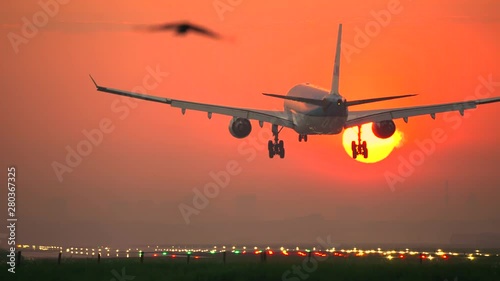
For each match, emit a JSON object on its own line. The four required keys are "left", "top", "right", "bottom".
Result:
{"left": 139, "top": 21, "right": 221, "bottom": 39}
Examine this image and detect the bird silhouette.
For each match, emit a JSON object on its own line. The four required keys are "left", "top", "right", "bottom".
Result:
{"left": 139, "top": 21, "right": 221, "bottom": 39}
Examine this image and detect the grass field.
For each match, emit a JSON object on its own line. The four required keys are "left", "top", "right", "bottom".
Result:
{"left": 2, "top": 252, "right": 500, "bottom": 281}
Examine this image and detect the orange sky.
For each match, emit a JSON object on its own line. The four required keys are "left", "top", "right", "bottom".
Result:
{"left": 1, "top": 0, "right": 499, "bottom": 247}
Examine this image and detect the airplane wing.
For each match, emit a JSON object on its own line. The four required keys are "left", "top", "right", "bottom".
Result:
{"left": 89, "top": 75, "right": 294, "bottom": 128}
{"left": 345, "top": 97, "right": 500, "bottom": 128}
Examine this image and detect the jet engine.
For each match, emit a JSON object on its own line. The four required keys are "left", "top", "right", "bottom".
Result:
{"left": 229, "top": 117, "right": 252, "bottom": 138}
{"left": 372, "top": 120, "right": 396, "bottom": 139}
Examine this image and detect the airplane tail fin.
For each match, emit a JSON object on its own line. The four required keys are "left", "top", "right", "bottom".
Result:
{"left": 330, "top": 24, "right": 342, "bottom": 95}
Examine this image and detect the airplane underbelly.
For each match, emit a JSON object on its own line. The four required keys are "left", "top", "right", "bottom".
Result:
{"left": 293, "top": 113, "right": 346, "bottom": 135}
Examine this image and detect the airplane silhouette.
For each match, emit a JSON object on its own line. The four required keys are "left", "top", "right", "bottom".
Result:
{"left": 140, "top": 21, "right": 220, "bottom": 39}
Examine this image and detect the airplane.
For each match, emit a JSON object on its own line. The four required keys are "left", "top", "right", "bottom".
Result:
{"left": 137, "top": 21, "right": 221, "bottom": 40}
{"left": 90, "top": 24, "right": 500, "bottom": 159}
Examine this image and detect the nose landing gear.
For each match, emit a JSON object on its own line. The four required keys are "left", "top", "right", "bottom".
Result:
{"left": 351, "top": 125, "right": 368, "bottom": 159}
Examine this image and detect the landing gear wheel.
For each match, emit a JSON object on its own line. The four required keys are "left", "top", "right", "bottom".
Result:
{"left": 268, "top": 140, "right": 275, "bottom": 158}
{"left": 362, "top": 141, "right": 368, "bottom": 159}
{"left": 278, "top": 140, "right": 284, "bottom": 149}
{"left": 298, "top": 135, "right": 302, "bottom": 142}
{"left": 303, "top": 135, "right": 308, "bottom": 142}
{"left": 279, "top": 148, "right": 285, "bottom": 159}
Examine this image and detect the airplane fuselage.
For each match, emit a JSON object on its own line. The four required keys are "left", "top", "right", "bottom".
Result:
{"left": 284, "top": 84, "right": 348, "bottom": 135}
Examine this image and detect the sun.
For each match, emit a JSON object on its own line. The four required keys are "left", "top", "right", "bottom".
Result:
{"left": 342, "top": 123, "right": 403, "bottom": 163}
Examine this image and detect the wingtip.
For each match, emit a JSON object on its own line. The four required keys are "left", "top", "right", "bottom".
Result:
{"left": 89, "top": 74, "right": 99, "bottom": 88}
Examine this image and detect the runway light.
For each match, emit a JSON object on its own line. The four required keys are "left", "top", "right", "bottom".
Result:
{"left": 386, "top": 255, "right": 394, "bottom": 260}
{"left": 442, "top": 254, "right": 449, "bottom": 260}
{"left": 268, "top": 250, "right": 274, "bottom": 255}
{"left": 162, "top": 252, "right": 167, "bottom": 256}
{"left": 399, "top": 254, "right": 405, "bottom": 259}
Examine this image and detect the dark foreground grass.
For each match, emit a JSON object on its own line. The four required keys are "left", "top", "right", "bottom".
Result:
{"left": 2, "top": 255, "right": 500, "bottom": 281}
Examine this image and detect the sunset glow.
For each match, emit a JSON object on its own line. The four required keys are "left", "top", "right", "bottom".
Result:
{"left": 1, "top": 0, "right": 499, "bottom": 248}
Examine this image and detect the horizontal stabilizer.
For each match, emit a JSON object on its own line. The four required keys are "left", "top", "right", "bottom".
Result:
{"left": 346, "top": 94, "right": 417, "bottom": 107}
{"left": 262, "top": 93, "right": 326, "bottom": 106}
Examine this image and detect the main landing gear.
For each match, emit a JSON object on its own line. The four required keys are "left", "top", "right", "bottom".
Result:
{"left": 351, "top": 125, "right": 368, "bottom": 159}
{"left": 268, "top": 124, "right": 285, "bottom": 159}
